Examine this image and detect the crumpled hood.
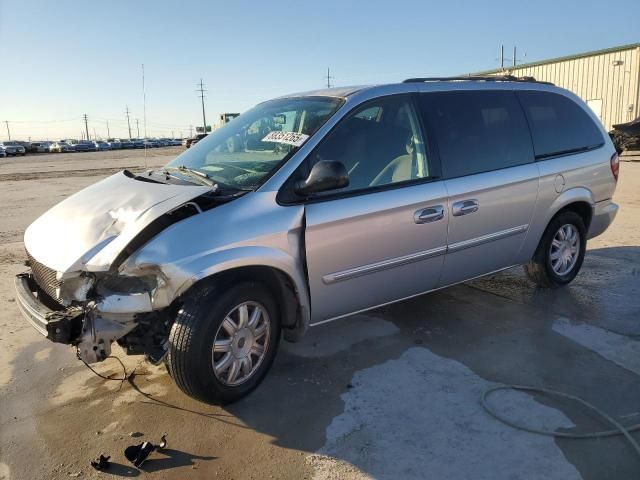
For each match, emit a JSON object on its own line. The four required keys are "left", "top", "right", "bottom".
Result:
{"left": 24, "top": 171, "right": 210, "bottom": 273}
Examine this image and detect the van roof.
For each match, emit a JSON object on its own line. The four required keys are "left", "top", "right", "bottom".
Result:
{"left": 281, "top": 76, "right": 555, "bottom": 100}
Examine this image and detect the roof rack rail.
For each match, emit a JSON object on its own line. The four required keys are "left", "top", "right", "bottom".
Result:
{"left": 402, "top": 75, "right": 554, "bottom": 85}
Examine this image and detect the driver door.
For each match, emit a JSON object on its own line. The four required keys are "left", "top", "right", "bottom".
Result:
{"left": 299, "top": 94, "right": 449, "bottom": 323}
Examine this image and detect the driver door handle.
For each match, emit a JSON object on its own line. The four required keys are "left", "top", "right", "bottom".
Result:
{"left": 452, "top": 199, "right": 479, "bottom": 216}
{"left": 414, "top": 205, "right": 444, "bottom": 224}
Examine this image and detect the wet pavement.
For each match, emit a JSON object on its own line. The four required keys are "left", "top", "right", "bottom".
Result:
{"left": 0, "top": 155, "right": 639, "bottom": 479}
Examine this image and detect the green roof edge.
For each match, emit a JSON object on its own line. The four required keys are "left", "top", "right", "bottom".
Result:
{"left": 473, "top": 42, "right": 640, "bottom": 75}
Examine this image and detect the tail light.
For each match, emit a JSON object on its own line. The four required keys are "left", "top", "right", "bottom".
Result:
{"left": 610, "top": 152, "right": 619, "bottom": 181}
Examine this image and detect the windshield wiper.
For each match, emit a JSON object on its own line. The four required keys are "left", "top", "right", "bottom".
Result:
{"left": 165, "top": 166, "right": 218, "bottom": 189}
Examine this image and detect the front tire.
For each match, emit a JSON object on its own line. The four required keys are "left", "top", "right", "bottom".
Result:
{"left": 524, "top": 211, "right": 587, "bottom": 288}
{"left": 166, "top": 281, "right": 280, "bottom": 404}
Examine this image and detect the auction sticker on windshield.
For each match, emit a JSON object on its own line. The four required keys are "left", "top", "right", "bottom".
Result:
{"left": 261, "top": 131, "right": 309, "bottom": 147}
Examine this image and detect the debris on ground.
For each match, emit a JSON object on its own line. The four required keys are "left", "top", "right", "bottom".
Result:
{"left": 90, "top": 454, "right": 111, "bottom": 471}
{"left": 124, "top": 434, "right": 167, "bottom": 468}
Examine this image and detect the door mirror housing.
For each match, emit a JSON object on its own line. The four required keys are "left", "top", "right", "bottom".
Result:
{"left": 294, "top": 160, "right": 349, "bottom": 196}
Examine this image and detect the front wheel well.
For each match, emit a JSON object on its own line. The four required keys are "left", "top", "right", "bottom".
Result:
{"left": 553, "top": 201, "right": 593, "bottom": 231}
{"left": 179, "top": 266, "right": 301, "bottom": 331}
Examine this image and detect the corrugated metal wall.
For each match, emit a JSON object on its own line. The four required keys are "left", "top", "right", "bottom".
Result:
{"left": 503, "top": 47, "right": 640, "bottom": 131}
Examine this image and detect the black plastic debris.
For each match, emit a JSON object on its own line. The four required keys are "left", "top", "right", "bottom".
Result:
{"left": 90, "top": 454, "right": 111, "bottom": 471}
{"left": 124, "top": 434, "right": 167, "bottom": 468}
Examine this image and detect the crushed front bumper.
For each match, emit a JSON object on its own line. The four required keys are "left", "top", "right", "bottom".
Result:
{"left": 14, "top": 273, "right": 83, "bottom": 343}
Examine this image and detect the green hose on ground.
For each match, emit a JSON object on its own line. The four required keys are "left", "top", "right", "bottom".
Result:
{"left": 481, "top": 385, "right": 640, "bottom": 460}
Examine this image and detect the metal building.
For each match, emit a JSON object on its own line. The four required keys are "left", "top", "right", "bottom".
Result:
{"left": 477, "top": 43, "right": 640, "bottom": 131}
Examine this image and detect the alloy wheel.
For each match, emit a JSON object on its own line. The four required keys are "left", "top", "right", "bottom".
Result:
{"left": 211, "top": 301, "right": 271, "bottom": 387}
{"left": 549, "top": 224, "right": 580, "bottom": 276}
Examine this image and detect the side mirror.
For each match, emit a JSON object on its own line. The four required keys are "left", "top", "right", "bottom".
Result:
{"left": 294, "top": 160, "right": 349, "bottom": 196}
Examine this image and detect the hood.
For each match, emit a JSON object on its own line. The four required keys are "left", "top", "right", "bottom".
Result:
{"left": 24, "top": 171, "right": 211, "bottom": 273}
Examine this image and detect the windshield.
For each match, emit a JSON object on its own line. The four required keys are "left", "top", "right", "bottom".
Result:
{"left": 166, "top": 96, "right": 343, "bottom": 190}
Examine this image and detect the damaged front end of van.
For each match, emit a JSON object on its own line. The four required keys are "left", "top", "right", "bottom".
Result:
{"left": 14, "top": 169, "right": 229, "bottom": 363}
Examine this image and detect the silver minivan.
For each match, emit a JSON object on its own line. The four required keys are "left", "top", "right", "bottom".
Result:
{"left": 15, "top": 77, "right": 619, "bottom": 404}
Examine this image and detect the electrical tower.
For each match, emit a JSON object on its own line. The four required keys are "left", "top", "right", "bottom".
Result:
{"left": 326, "top": 67, "right": 333, "bottom": 88}
{"left": 196, "top": 79, "right": 207, "bottom": 134}
{"left": 83, "top": 114, "right": 89, "bottom": 142}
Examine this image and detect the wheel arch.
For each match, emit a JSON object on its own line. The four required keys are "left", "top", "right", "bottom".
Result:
{"left": 519, "top": 187, "right": 595, "bottom": 264}
{"left": 546, "top": 187, "right": 594, "bottom": 232}
{"left": 172, "top": 249, "right": 310, "bottom": 341}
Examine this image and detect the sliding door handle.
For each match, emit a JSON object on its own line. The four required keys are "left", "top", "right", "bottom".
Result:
{"left": 452, "top": 199, "right": 479, "bottom": 216}
{"left": 414, "top": 205, "right": 444, "bottom": 224}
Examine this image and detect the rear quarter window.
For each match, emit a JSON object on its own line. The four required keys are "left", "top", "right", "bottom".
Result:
{"left": 517, "top": 90, "right": 604, "bottom": 159}
{"left": 419, "top": 90, "right": 534, "bottom": 179}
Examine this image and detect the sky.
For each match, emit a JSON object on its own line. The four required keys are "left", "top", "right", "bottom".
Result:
{"left": 0, "top": 0, "right": 639, "bottom": 141}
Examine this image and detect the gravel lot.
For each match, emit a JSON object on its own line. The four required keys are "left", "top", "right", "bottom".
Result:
{"left": 0, "top": 151, "right": 639, "bottom": 479}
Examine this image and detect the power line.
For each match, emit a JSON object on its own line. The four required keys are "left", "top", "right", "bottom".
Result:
{"left": 196, "top": 78, "right": 207, "bottom": 133}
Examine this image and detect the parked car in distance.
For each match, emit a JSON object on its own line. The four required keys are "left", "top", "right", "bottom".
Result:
{"left": 119, "top": 139, "right": 134, "bottom": 149}
{"left": 130, "top": 138, "right": 144, "bottom": 149}
{"left": 171, "top": 138, "right": 182, "bottom": 146}
{"left": 49, "top": 142, "right": 75, "bottom": 153}
{"left": 106, "top": 138, "right": 122, "bottom": 149}
{"left": 29, "top": 141, "right": 52, "bottom": 153}
{"left": 0, "top": 145, "right": 6, "bottom": 157}
{"left": 74, "top": 141, "right": 97, "bottom": 152}
{"left": 94, "top": 141, "right": 111, "bottom": 151}
{"left": 14, "top": 78, "right": 620, "bottom": 405}
{"left": 15, "top": 141, "right": 33, "bottom": 153}
{"left": 0, "top": 141, "right": 26, "bottom": 156}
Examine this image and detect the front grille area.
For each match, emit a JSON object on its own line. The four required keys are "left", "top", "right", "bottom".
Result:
{"left": 27, "top": 251, "right": 61, "bottom": 301}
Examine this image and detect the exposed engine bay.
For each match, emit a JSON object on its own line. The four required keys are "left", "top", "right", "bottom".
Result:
{"left": 19, "top": 169, "right": 246, "bottom": 363}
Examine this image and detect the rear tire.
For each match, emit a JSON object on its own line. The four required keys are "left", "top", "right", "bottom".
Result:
{"left": 166, "top": 281, "right": 280, "bottom": 404}
{"left": 524, "top": 211, "right": 587, "bottom": 288}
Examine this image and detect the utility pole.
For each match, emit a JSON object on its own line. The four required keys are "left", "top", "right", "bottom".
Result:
{"left": 4, "top": 121, "right": 10, "bottom": 140}
{"left": 83, "top": 114, "right": 89, "bottom": 142}
{"left": 136, "top": 119, "right": 140, "bottom": 138}
{"left": 196, "top": 79, "right": 207, "bottom": 134}
{"left": 106, "top": 121, "right": 110, "bottom": 138}
{"left": 326, "top": 67, "right": 333, "bottom": 88}
{"left": 189, "top": 125, "right": 193, "bottom": 137}
{"left": 125, "top": 106, "right": 132, "bottom": 139}
{"left": 500, "top": 45, "right": 504, "bottom": 69}
{"left": 513, "top": 46, "right": 517, "bottom": 67}
{"left": 93, "top": 128, "right": 97, "bottom": 140}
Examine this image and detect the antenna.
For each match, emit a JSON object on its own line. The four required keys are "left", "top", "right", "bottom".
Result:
{"left": 142, "top": 63, "right": 148, "bottom": 167}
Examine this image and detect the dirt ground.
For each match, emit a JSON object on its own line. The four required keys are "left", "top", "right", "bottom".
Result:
{"left": 1, "top": 150, "right": 639, "bottom": 479}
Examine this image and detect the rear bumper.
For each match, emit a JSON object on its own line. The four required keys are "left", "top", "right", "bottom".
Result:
{"left": 14, "top": 273, "right": 82, "bottom": 343}
{"left": 588, "top": 199, "right": 619, "bottom": 239}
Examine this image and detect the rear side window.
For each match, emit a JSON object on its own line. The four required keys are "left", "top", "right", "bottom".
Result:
{"left": 517, "top": 91, "right": 604, "bottom": 159}
{"left": 419, "top": 91, "right": 534, "bottom": 179}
